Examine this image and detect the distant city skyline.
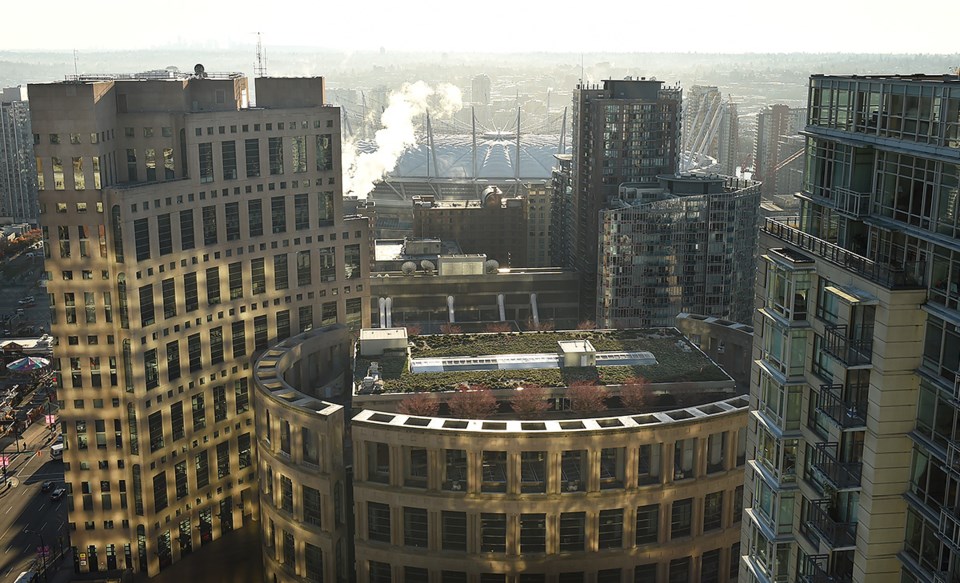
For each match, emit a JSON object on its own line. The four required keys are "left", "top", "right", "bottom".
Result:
{"left": 6, "top": 0, "right": 960, "bottom": 55}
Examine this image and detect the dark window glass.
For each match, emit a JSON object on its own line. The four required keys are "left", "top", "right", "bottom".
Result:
{"left": 179, "top": 210, "right": 194, "bottom": 250}
{"left": 157, "top": 214, "right": 172, "bottom": 255}
{"left": 245, "top": 139, "right": 260, "bottom": 178}
{"left": 367, "top": 502, "right": 391, "bottom": 543}
{"left": 222, "top": 141, "right": 237, "bottom": 180}
{"left": 248, "top": 199, "right": 263, "bottom": 237}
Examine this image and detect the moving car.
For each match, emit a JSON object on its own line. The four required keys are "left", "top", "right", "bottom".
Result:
{"left": 50, "top": 487, "right": 66, "bottom": 501}
{"left": 40, "top": 480, "right": 55, "bottom": 492}
{"left": 18, "top": 296, "right": 34, "bottom": 306}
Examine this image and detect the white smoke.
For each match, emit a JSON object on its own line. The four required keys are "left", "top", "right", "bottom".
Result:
{"left": 342, "top": 81, "right": 463, "bottom": 198}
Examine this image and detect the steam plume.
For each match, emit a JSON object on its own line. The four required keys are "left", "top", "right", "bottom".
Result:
{"left": 342, "top": 81, "right": 463, "bottom": 198}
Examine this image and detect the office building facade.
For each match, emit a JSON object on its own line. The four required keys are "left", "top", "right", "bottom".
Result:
{"left": 30, "top": 72, "right": 370, "bottom": 577}
{"left": 0, "top": 86, "right": 39, "bottom": 222}
{"left": 741, "top": 74, "right": 957, "bottom": 583}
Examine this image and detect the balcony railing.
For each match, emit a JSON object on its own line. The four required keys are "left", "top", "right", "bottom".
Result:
{"left": 811, "top": 442, "right": 862, "bottom": 490}
{"left": 817, "top": 384, "right": 868, "bottom": 429}
{"left": 805, "top": 499, "right": 857, "bottom": 549}
{"left": 799, "top": 554, "right": 852, "bottom": 583}
{"left": 939, "top": 507, "right": 960, "bottom": 551}
{"left": 761, "top": 217, "right": 925, "bottom": 289}
{"left": 833, "top": 188, "right": 871, "bottom": 219}
{"left": 947, "top": 441, "right": 960, "bottom": 478}
{"left": 823, "top": 324, "right": 873, "bottom": 367}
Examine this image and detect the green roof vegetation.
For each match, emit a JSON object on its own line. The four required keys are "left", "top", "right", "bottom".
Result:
{"left": 356, "top": 329, "right": 729, "bottom": 394}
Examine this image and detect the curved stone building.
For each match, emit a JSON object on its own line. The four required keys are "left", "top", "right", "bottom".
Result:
{"left": 255, "top": 326, "right": 749, "bottom": 583}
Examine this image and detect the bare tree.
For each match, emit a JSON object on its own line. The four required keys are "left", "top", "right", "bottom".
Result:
{"left": 576, "top": 320, "right": 597, "bottom": 330}
{"left": 440, "top": 323, "right": 463, "bottom": 335}
{"left": 448, "top": 385, "right": 498, "bottom": 419}
{"left": 511, "top": 386, "right": 550, "bottom": 419}
{"left": 567, "top": 381, "right": 608, "bottom": 413}
{"left": 404, "top": 324, "right": 422, "bottom": 336}
{"left": 397, "top": 392, "right": 439, "bottom": 417}
{"left": 483, "top": 322, "right": 513, "bottom": 333}
{"left": 619, "top": 376, "right": 649, "bottom": 410}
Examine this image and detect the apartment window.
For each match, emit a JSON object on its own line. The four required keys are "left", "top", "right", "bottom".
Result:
{"left": 319, "top": 247, "right": 336, "bottom": 282}
{"left": 598, "top": 509, "right": 623, "bottom": 549}
{"left": 144, "top": 349, "right": 159, "bottom": 390}
{"left": 671, "top": 498, "right": 693, "bottom": 538}
{"left": 367, "top": 502, "right": 391, "bottom": 543}
{"left": 166, "top": 340, "right": 180, "bottom": 382}
{"left": 403, "top": 507, "right": 428, "bottom": 548}
{"left": 222, "top": 141, "right": 237, "bottom": 180}
{"left": 198, "top": 143, "right": 214, "bottom": 183}
{"left": 297, "top": 250, "right": 312, "bottom": 287}
{"left": 559, "top": 512, "right": 585, "bottom": 551}
{"left": 560, "top": 450, "right": 586, "bottom": 492}
{"left": 180, "top": 209, "right": 195, "bottom": 250}
{"left": 228, "top": 262, "right": 243, "bottom": 299}
{"left": 188, "top": 333, "right": 202, "bottom": 373}
{"left": 157, "top": 214, "right": 172, "bottom": 255}
{"left": 442, "top": 511, "right": 467, "bottom": 551}
{"left": 271, "top": 196, "right": 286, "bottom": 234}
{"left": 292, "top": 136, "right": 307, "bottom": 172}
{"left": 481, "top": 451, "right": 507, "bottom": 493}
{"left": 134, "top": 218, "right": 150, "bottom": 261}
{"left": 316, "top": 134, "right": 333, "bottom": 171}
{"left": 191, "top": 394, "right": 205, "bottom": 430}
{"left": 268, "top": 137, "right": 284, "bottom": 175}
{"left": 225, "top": 202, "right": 240, "bottom": 241}
{"left": 161, "top": 278, "right": 176, "bottom": 319}
{"left": 216, "top": 441, "right": 230, "bottom": 478}
{"left": 195, "top": 450, "right": 209, "bottom": 489}
{"left": 636, "top": 503, "right": 659, "bottom": 544}
{"left": 148, "top": 411, "right": 164, "bottom": 452}
{"left": 519, "top": 513, "right": 546, "bottom": 553}
{"left": 248, "top": 199, "right": 263, "bottom": 237}
{"left": 245, "top": 139, "right": 260, "bottom": 178}
{"left": 202, "top": 206, "right": 217, "bottom": 245}
{"left": 480, "top": 513, "right": 506, "bottom": 552}
{"left": 294, "top": 193, "right": 310, "bottom": 230}
{"left": 210, "top": 327, "right": 224, "bottom": 365}
{"left": 367, "top": 442, "right": 389, "bottom": 483}
{"left": 703, "top": 491, "right": 723, "bottom": 532}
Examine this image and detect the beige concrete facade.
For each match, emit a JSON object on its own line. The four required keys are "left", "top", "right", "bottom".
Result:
{"left": 30, "top": 73, "right": 370, "bottom": 577}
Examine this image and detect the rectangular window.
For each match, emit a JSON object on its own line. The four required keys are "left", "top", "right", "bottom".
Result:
{"left": 222, "top": 141, "right": 237, "bottom": 180}
{"left": 276, "top": 310, "right": 291, "bottom": 341}
{"left": 636, "top": 504, "right": 659, "bottom": 545}
{"left": 199, "top": 142, "right": 214, "bottom": 183}
{"left": 245, "top": 139, "right": 260, "bottom": 178}
{"left": 297, "top": 250, "right": 312, "bottom": 287}
{"left": 367, "top": 502, "right": 391, "bottom": 543}
{"left": 318, "top": 191, "right": 334, "bottom": 225}
{"left": 294, "top": 193, "right": 310, "bottom": 230}
{"left": 148, "top": 411, "right": 164, "bottom": 452}
{"left": 188, "top": 333, "right": 202, "bottom": 372}
{"left": 480, "top": 513, "right": 506, "bottom": 552}
{"left": 344, "top": 244, "right": 361, "bottom": 279}
{"left": 206, "top": 267, "right": 221, "bottom": 305}
{"left": 145, "top": 148, "right": 156, "bottom": 181}
{"left": 216, "top": 441, "right": 230, "bottom": 478}
{"left": 321, "top": 302, "right": 338, "bottom": 326}
{"left": 71, "top": 156, "right": 85, "bottom": 190}
{"left": 153, "top": 471, "right": 167, "bottom": 512}
{"left": 166, "top": 340, "right": 180, "bottom": 382}
{"left": 299, "top": 305, "right": 313, "bottom": 333}
{"left": 481, "top": 451, "right": 507, "bottom": 493}
{"left": 138, "top": 285, "right": 155, "bottom": 327}
{"left": 251, "top": 258, "right": 266, "bottom": 294}
{"left": 521, "top": 451, "right": 546, "bottom": 493}
{"left": 670, "top": 557, "right": 690, "bottom": 583}
{"left": 405, "top": 448, "right": 427, "bottom": 488}
{"left": 195, "top": 450, "right": 209, "bottom": 489}
{"left": 403, "top": 507, "right": 428, "bottom": 548}
{"left": 175, "top": 460, "right": 188, "bottom": 499}
{"left": 228, "top": 262, "right": 243, "bottom": 299}
{"left": 600, "top": 447, "right": 625, "bottom": 489}
{"left": 125, "top": 150, "right": 136, "bottom": 182}
{"left": 303, "top": 485, "right": 321, "bottom": 526}
{"left": 183, "top": 273, "right": 199, "bottom": 312}
{"left": 292, "top": 136, "right": 307, "bottom": 173}
{"left": 598, "top": 509, "right": 623, "bottom": 549}
{"left": 254, "top": 316, "right": 268, "bottom": 350}
{"left": 671, "top": 498, "right": 693, "bottom": 538}
{"left": 346, "top": 297, "right": 363, "bottom": 326}
{"left": 202, "top": 206, "right": 217, "bottom": 245}
{"left": 180, "top": 209, "right": 195, "bottom": 250}
{"left": 319, "top": 246, "right": 336, "bottom": 282}
{"left": 305, "top": 544, "right": 323, "bottom": 581}
{"left": 561, "top": 450, "right": 586, "bottom": 492}
{"left": 559, "top": 512, "right": 585, "bottom": 551}
{"left": 703, "top": 491, "right": 723, "bottom": 532}
{"left": 232, "top": 321, "right": 246, "bottom": 358}
{"left": 274, "top": 254, "right": 289, "bottom": 290}
{"left": 316, "top": 134, "right": 333, "bottom": 171}
{"left": 134, "top": 218, "right": 150, "bottom": 261}
{"left": 157, "top": 214, "right": 172, "bottom": 255}
{"left": 192, "top": 394, "right": 205, "bottom": 430}
{"left": 269, "top": 137, "right": 284, "bottom": 175}
{"left": 225, "top": 202, "right": 240, "bottom": 241}
{"left": 210, "top": 327, "right": 224, "bottom": 365}
{"left": 248, "top": 199, "right": 263, "bottom": 237}
{"left": 442, "top": 511, "right": 467, "bottom": 551}
{"left": 161, "top": 278, "right": 176, "bottom": 319}
{"left": 235, "top": 379, "right": 250, "bottom": 413}
{"left": 280, "top": 475, "right": 293, "bottom": 512}
{"left": 701, "top": 549, "right": 721, "bottom": 583}
{"left": 163, "top": 148, "right": 174, "bottom": 179}
{"left": 213, "top": 384, "right": 227, "bottom": 422}
{"left": 638, "top": 444, "right": 661, "bottom": 485}
{"left": 519, "top": 513, "right": 546, "bottom": 553}
{"left": 367, "top": 442, "right": 390, "bottom": 484}
{"left": 271, "top": 196, "right": 286, "bottom": 234}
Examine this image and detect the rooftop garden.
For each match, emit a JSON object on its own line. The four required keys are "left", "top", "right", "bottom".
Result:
{"left": 356, "top": 329, "right": 730, "bottom": 394}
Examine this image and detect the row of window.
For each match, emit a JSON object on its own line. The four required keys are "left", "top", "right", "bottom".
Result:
{"left": 197, "top": 135, "right": 334, "bottom": 183}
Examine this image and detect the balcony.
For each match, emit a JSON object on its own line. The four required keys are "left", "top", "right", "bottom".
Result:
{"left": 799, "top": 554, "right": 852, "bottom": 583}
{"left": 939, "top": 507, "right": 960, "bottom": 551}
{"left": 805, "top": 499, "right": 857, "bottom": 549}
{"left": 947, "top": 441, "right": 960, "bottom": 479}
{"left": 761, "top": 217, "right": 925, "bottom": 289}
{"left": 810, "top": 442, "right": 862, "bottom": 490}
{"left": 833, "top": 188, "right": 870, "bottom": 219}
{"left": 823, "top": 324, "right": 873, "bottom": 367}
{"left": 816, "top": 384, "right": 867, "bottom": 429}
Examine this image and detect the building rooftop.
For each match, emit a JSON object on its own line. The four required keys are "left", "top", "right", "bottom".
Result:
{"left": 354, "top": 328, "right": 731, "bottom": 395}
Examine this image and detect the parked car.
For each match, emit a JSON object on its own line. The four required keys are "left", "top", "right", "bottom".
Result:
{"left": 40, "top": 480, "right": 55, "bottom": 492}
{"left": 50, "top": 487, "right": 66, "bottom": 501}
{"left": 18, "top": 296, "right": 34, "bottom": 306}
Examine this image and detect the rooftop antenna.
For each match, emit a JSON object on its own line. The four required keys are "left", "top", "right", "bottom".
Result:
{"left": 254, "top": 32, "right": 267, "bottom": 78}
{"left": 73, "top": 49, "right": 79, "bottom": 79}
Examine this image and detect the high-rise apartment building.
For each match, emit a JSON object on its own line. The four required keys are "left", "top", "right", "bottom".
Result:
{"left": 742, "top": 74, "right": 958, "bottom": 583}
{"left": 717, "top": 101, "right": 740, "bottom": 178}
{"left": 596, "top": 174, "right": 760, "bottom": 329}
{"left": 553, "top": 78, "right": 682, "bottom": 318}
{"left": 0, "top": 86, "right": 39, "bottom": 222}
{"left": 30, "top": 71, "right": 370, "bottom": 577}
{"left": 754, "top": 105, "right": 806, "bottom": 196}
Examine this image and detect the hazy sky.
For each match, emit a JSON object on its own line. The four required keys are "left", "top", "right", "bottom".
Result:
{"left": 5, "top": 0, "right": 960, "bottom": 54}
